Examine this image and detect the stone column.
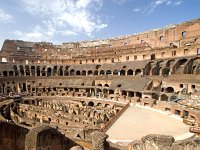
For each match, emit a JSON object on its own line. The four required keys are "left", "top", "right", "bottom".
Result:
{"left": 91, "top": 131, "right": 108, "bottom": 150}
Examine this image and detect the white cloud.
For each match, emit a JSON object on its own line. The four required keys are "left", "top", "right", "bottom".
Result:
{"left": 113, "top": 0, "right": 132, "bottom": 5}
{"left": 133, "top": 0, "right": 184, "bottom": 14}
{"left": 133, "top": 8, "right": 141, "bottom": 12}
{"left": 14, "top": 25, "right": 52, "bottom": 42}
{"left": 166, "top": 0, "right": 172, "bottom": 5}
{"left": 0, "top": 9, "right": 13, "bottom": 22}
{"left": 19, "top": 0, "right": 107, "bottom": 37}
{"left": 62, "top": 30, "right": 77, "bottom": 36}
{"left": 174, "top": 0, "right": 183, "bottom": 6}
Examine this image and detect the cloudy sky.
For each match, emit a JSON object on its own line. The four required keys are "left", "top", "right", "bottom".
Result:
{"left": 0, "top": 0, "right": 200, "bottom": 48}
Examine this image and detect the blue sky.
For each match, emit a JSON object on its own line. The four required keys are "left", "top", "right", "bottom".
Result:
{"left": 0, "top": 0, "right": 200, "bottom": 48}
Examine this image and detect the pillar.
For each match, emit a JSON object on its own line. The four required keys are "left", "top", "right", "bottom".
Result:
{"left": 91, "top": 131, "right": 108, "bottom": 150}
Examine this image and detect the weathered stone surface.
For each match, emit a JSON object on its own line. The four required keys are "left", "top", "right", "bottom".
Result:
{"left": 141, "top": 134, "right": 175, "bottom": 150}
{"left": 91, "top": 131, "right": 109, "bottom": 150}
{"left": 171, "top": 137, "right": 200, "bottom": 150}
{"left": 25, "top": 125, "right": 69, "bottom": 150}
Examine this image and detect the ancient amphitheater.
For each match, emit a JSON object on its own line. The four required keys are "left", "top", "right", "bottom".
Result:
{"left": 0, "top": 18, "right": 200, "bottom": 150}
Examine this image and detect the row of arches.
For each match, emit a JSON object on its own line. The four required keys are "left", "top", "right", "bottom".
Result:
{"left": 1, "top": 68, "right": 143, "bottom": 77}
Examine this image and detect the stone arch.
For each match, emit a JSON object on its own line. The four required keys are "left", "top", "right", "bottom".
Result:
{"left": 106, "top": 70, "right": 112, "bottom": 75}
{"left": 100, "top": 70, "right": 105, "bottom": 75}
{"left": 109, "top": 90, "right": 114, "bottom": 94}
{"left": 70, "top": 69, "right": 75, "bottom": 76}
{"left": 25, "top": 65, "right": 30, "bottom": 76}
{"left": 76, "top": 70, "right": 81, "bottom": 75}
{"left": 129, "top": 91, "right": 134, "bottom": 97}
{"left": 113, "top": 69, "right": 119, "bottom": 75}
{"left": 58, "top": 66, "right": 63, "bottom": 76}
{"left": 104, "top": 84, "right": 109, "bottom": 87}
{"left": 41, "top": 66, "right": 46, "bottom": 76}
{"left": 127, "top": 69, "right": 133, "bottom": 75}
{"left": 121, "top": 91, "right": 127, "bottom": 96}
{"left": 13, "top": 65, "right": 19, "bottom": 76}
{"left": 105, "top": 104, "right": 110, "bottom": 108}
{"left": 120, "top": 70, "right": 125, "bottom": 76}
{"left": 136, "top": 92, "right": 142, "bottom": 98}
{"left": 88, "top": 70, "right": 93, "bottom": 75}
{"left": 166, "top": 87, "right": 174, "bottom": 93}
{"left": 3, "top": 71, "right": 7, "bottom": 76}
{"left": 9, "top": 71, "right": 14, "bottom": 76}
{"left": 31, "top": 66, "right": 35, "bottom": 76}
{"left": 152, "top": 93, "right": 159, "bottom": 100}
{"left": 19, "top": 65, "right": 24, "bottom": 76}
{"left": 53, "top": 66, "right": 58, "bottom": 76}
{"left": 94, "top": 70, "right": 98, "bottom": 75}
{"left": 94, "top": 70, "right": 98, "bottom": 76}
{"left": 96, "top": 103, "right": 102, "bottom": 107}
{"left": 191, "top": 57, "right": 200, "bottom": 74}
{"left": 81, "top": 101, "right": 86, "bottom": 106}
{"left": 135, "top": 69, "right": 141, "bottom": 76}
{"left": 47, "top": 67, "right": 52, "bottom": 76}
{"left": 36, "top": 66, "right": 40, "bottom": 76}
{"left": 97, "top": 83, "right": 102, "bottom": 86}
{"left": 64, "top": 70, "right": 69, "bottom": 76}
{"left": 88, "top": 101, "right": 94, "bottom": 106}
{"left": 82, "top": 70, "right": 86, "bottom": 76}
{"left": 161, "top": 94, "right": 168, "bottom": 101}
{"left": 166, "top": 59, "right": 175, "bottom": 67}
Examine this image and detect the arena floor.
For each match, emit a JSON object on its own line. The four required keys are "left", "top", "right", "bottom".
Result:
{"left": 106, "top": 105, "right": 193, "bottom": 143}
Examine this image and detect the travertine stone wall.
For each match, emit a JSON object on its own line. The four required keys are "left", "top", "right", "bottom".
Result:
{"left": 91, "top": 131, "right": 109, "bottom": 150}
{"left": 128, "top": 134, "right": 200, "bottom": 150}
{"left": 25, "top": 125, "right": 69, "bottom": 150}
{"left": 0, "top": 121, "right": 29, "bottom": 150}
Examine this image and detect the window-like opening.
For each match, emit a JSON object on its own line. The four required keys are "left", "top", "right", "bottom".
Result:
{"left": 120, "top": 70, "right": 125, "bottom": 76}
{"left": 183, "top": 110, "right": 189, "bottom": 117}
{"left": 127, "top": 69, "right": 133, "bottom": 75}
{"left": 88, "top": 70, "right": 93, "bottom": 75}
{"left": 151, "top": 53, "right": 155, "bottom": 60}
{"left": 88, "top": 101, "right": 94, "bottom": 106}
{"left": 197, "top": 48, "right": 200, "bottom": 55}
{"left": 161, "top": 52, "right": 165, "bottom": 57}
{"left": 106, "top": 70, "right": 112, "bottom": 75}
{"left": 180, "top": 84, "right": 183, "bottom": 88}
{"left": 172, "top": 51, "right": 176, "bottom": 56}
{"left": 192, "top": 85, "right": 195, "bottom": 89}
{"left": 94, "top": 70, "right": 98, "bottom": 75}
{"left": 166, "top": 87, "right": 174, "bottom": 93}
{"left": 113, "top": 70, "right": 118, "bottom": 75}
{"left": 161, "top": 94, "right": 168, "bottom": 101}
{"left": 135, "top": 69, "right": 141, "bottom": 76}
{"left": 175, "top": 110, "right": 181, "bottom": 116}
{"left": 100, "top": 70, "right": 105, "bottom": 75}
{"left": 160, "top": 36, "right": 164, "bottom": 41}
{"left": 126, "top": 56, "right": 129, "bottom": 60}
{"left": 117, "top": 84, "right": 121, "bottom": 87}
{"left": 134, "top": 55, "right": 137, "bottom": 60}
{"left": 184, "top": 49, "right": 188, "bottom": 55}
{"left": 182, "top": 31, "right": 186, "bottom": 37}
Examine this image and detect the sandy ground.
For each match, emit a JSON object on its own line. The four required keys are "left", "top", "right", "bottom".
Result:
{"left": 106, "top": 105, "right": 192, "bottom": 143}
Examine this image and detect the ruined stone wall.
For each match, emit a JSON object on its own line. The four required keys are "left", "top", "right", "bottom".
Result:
{"left": 1, "top": 19, "right": 200, "bottom": 65}
{"left": 0, "top": 121, "right": 29, "bottom": 150}
{"left": 128, "top": 134, "right": 200, "bottom": 150}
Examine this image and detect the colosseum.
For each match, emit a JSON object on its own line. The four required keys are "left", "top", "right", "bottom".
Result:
{"left": 0, "top": 18, "right": 200, "bottom": 150}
